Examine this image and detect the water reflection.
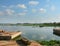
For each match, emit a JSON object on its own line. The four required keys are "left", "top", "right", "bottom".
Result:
{"left": 0, "top": 26, "right": 60, "bottom": 41}
{"left": 53, "top": 32, "right": 60, "bottom": 36}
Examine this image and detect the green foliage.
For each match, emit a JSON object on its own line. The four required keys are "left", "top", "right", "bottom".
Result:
{"left": 0, "top": 22, "right": 60, "bottom": 26}
{"left": 37, "top": 40, "right": 60, "bottom": 46}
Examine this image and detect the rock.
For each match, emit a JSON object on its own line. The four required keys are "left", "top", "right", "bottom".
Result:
{"left": 28, "top": 40, "right": 42, "bottom": 46}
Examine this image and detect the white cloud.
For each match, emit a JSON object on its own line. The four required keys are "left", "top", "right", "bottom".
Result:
{"left": 17, "top": 10, "right": 27, "bottom": 16}
{"left": 1, "top": 6, "right": 7, "bottom": 8}
{"left": 23, "top": 10, "right": 28, "bottom": 12}
{"left": 1, "top": 5, "right": 15, "bottom": 8}
{"left": 5, "top": 9, "right": 15, "bottom": 15}
{"left": 17, "top": 4, "right": 27, "bottom": 9}
{"left": 46, "top": 0, "right": 50, "bottom": 2}
{"left": 0, "top": 18, "right": 7, "bottom": 20}
{"left": 51, "top": 5, "right": 56, "bottom": 11}
{"left": 1, "top": 4, "right": 27, "bottom": 9}
{"left": 9, "top": 5, "right": 15, "bottom": 8}
{"left": 45, "top": 4, "right": 49, "bottom": 8}
{"left": 39, "top": 8, "right": 46, "bottom": 13}
{"left": 32, "top": 9, "right": 36, "bottom": 13}
{"left": 18, "top": 12, "right": 26, "bottom": 16}
{"left": 0, "top": 11, "right": 4, "bottom": 15}
{"left": 29, "top": 1, "right": 39, "bottom": 5}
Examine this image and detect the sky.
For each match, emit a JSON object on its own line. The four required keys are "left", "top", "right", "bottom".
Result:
{"left": 0, "top": 0, "right": 60, "bottom": 23}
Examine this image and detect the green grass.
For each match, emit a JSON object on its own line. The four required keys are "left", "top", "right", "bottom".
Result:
{"left": 12, "top": 36, "right": 60, "bottom": 46}
{"left": 36, "top": 40, "right": 60, "bottom": 46}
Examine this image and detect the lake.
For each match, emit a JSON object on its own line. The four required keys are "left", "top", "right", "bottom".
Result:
{"left": 0, "top": 25, "right": 60, "bottom": 41}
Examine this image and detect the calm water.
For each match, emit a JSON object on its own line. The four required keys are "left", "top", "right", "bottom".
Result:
{"left": 0, "top": 26, "right": 60, "bottom": 41}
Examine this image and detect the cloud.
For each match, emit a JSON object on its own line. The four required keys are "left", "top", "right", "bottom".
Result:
{"left": 1, "top": 4, "right": 27, "bottom": 9}
{"left": 1, "top": 6, "right": 7, "bottom": 8}
{"left": 18, "top": 12, "right": 26, "bottom": 16}
{"left": 17, "top": 4, "right": 27, "bottom": 9}
{"left": 29, "top": 1, "right": 39, "bottom": 5}
{"left": 32, "top": 9, "right": 36, "bottom": 13}
{"left": 39, "top": 8, "right": 46, "bottom": 13}
{"left": 0, "top": 11, "right": 4, "bottom": 15}
{"left": 9, "top": 5, "right": 15, "bottom": 8}
{"left": 0, "top": 18, "right": 7, "bottom": 20}
{"left": 1, "top": 5, "right": 15, "bottom": 9}
{"left": 46, "top": 0, "right": 50, "bottom": 2}
{"left": 5, "top": 9, "right": 15, "bottom": 15}
{"left": 45, "top": 4, "right": 49, "bottom": 8}
{"left": 17, "top": 10, "right": 28, "bottom": 16}
{"left": 23, "top": 10, "right": 28, "bottom": 12}
{"left": 51, "top": 5, "right": 56, "bottom": 11}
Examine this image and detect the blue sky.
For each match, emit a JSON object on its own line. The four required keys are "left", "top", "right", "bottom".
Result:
{"left": 0, "top": 0, "right": 60, "bottom": 23}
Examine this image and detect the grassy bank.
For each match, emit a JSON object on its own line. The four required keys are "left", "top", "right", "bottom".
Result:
{"left": 37, "top": 40, "right": 60, "bottom": 46}
{"left": 0, "top": 22, "right": 60, "bottom": 27}
{"left": 13, "top": 36, "right": 60, "bottom": 46}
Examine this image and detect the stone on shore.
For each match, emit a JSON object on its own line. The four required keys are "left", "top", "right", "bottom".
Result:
{"left": 28, "top": 40, "right": 42, "bottom": 46}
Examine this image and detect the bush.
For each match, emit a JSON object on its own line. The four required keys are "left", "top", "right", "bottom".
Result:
{"left": 36, "top": 40, "right": 60, "bottom": 46}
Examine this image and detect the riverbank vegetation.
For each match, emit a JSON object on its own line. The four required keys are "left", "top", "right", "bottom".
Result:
{"left": 0, "top": 22, "right": 60, "bottom": 27}
{"left": 37, "top": 40, "right": 60, "bottom": 46}
{"left": 13, "top": 36, "right": 60, "bottom": 46}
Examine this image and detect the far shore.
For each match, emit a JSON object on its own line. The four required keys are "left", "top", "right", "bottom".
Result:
{"left": 0, "top": 22, "right": 60, "bottom": 27}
